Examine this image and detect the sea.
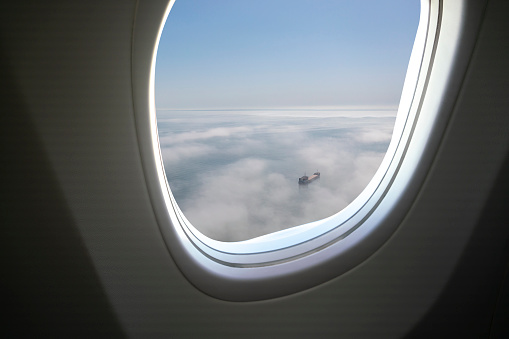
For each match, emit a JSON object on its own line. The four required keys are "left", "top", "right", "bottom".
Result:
{"left": 157, "top": 108, "right": 396, "bottom": 241}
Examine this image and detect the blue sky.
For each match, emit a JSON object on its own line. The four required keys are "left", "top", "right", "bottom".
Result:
{"left": 155, "top": 0, "right": 419, "bottom": 109}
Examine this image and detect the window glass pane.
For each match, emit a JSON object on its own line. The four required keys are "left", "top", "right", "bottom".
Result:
{"left": 155, "top": 0, "right": 420, "bottom": 241}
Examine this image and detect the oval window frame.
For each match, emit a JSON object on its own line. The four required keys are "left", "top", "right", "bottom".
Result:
{"left": 131, "top": 0, "right": 484, "bottom": 301}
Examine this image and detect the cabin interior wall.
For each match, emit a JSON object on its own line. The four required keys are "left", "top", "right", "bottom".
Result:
{"left": 0, "top": 0, "right": 508, "bottom": 337}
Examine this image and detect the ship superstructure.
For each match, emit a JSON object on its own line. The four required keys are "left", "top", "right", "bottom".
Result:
{"left": 298, "top": 172, "right": 320, "bottom": 185}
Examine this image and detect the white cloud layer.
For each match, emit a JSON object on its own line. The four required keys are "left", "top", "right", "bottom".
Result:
{"left": 161, "top": 143, "right": 216, "bottom": 165}
{"left": 159, "top": 110, "right": 395, "bottom": 241}
{"left": 159, "top": 126, "right": 253, "bottom": 145}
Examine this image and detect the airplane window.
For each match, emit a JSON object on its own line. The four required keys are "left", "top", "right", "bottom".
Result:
{"left": 154, "top": 0, "right": 420, "bottom": 242}
{"left": 140, "top": 0, "right": 459, "bottom": 300}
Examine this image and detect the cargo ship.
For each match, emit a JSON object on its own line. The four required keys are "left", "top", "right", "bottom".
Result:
{"left": 298, "top": 172, "right": 320, "bottom": 185}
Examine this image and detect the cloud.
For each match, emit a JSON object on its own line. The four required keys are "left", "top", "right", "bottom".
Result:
{"left": 350, "top": 127, "right": 394, "bottom": 144}
{"left": 161, "top": 143, "right": 216, "bottom": 165}
{"left": 159, "top": 126, "right": 253, "bottom": 145}
{"left": 159, "top": 113, "right": 394, "bottom": 241}
{"left": 180, "top": 158, "right": 293, "bottom": 240}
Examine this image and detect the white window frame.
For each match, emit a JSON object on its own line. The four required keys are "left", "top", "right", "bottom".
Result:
{"left": 131, "top": 0, "right": 485, "bottom": 301}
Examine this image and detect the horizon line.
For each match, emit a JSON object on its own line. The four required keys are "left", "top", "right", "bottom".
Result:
{"left": 155, "top": 105, "right": 399, "bottom": 112}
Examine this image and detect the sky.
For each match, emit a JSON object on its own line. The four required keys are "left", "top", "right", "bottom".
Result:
{"left": 154, "top": 0, "right": 419, "bottom": 241}
{"left": 155, "top": 0, "right": 420, "bottom": 109}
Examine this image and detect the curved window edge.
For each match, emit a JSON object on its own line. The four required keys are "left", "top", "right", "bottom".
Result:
{"left": 130, "top": 0, "right": 486, "bottom": 301}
